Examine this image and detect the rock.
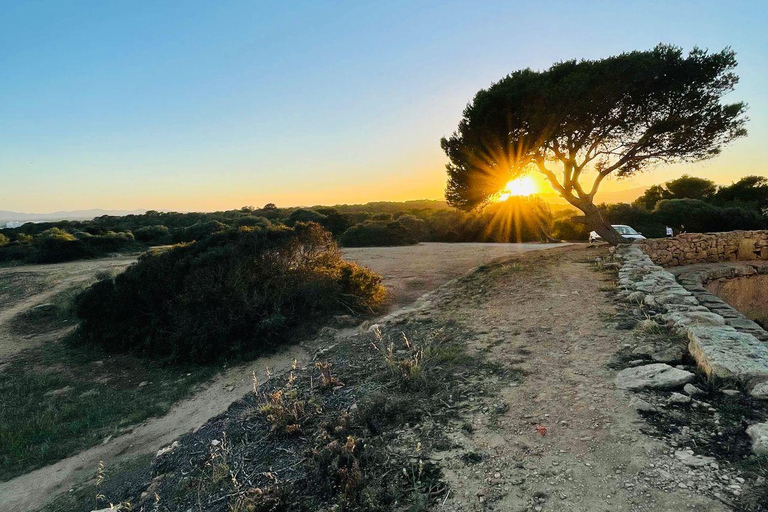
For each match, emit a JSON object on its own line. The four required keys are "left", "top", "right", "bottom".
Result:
{"left": 627, "top": 291, "right": 645, "bottom": 303}
{"left": 675, "top": 450, "right": 715, "bottom": 467}
{"left": 687, "top": 326, "right": 768, "bottom": 384}
{"left": 669, "top": 392, "right": 691, "bottom": 404}
{"left": 628, "top": 397, "right": 657, "bottom": 413}
{"left": 746, "top": 423, "right": 768, "bottom": 455}
{"left": 330, "top": 314, "right": 357, "bottom": 328}
{"left": 651, "top": 345, "right": 686, "bottom": 364}
{"left": 156, "top": 441, "right": 180, "bottom": 458}
{"left": 683, "top": 383, "right": 704, "bottom": 396}
{"left": 721, "top": 389, "right": 740, "bottom": 396}
{"left": 138, "top": 381, "right": 148, "bottom": 388}
{"left": 211, "top": 439, "right": 221, "bottom": 447}
{"left": 750, "top": 382, "right": 768, "bottom": 400}
{"left": 615, "top": 363, "right": 695, "bottom": 391}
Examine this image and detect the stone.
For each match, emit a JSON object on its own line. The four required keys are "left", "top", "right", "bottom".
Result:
{"left": 628, "top": 397, "right": 657, "bottom": 413}
{"left": 746, "top": 423, "right": 768, "bottom": 455}
{"left": 749, "top": 381, "right": 768, "bottom": 400}
{"left": 156, "top": 441, "right": 180, "bottom": 458}
{"left": 674, "top": 450, "right": 715, "bottom": 467}
{"left": 626, "top": 291, "right": 645, "bottom": 303}
{"left": 721, "top": 389, "right": 740, "bottom": 396}
{"left": 615, "top": 363, "right": 695, "bottom": 391}
{"left": 687, "top": 326, "right": 768, "bottom": 385}
{"left": 138, "top": 381, "right": 148, "bottom": 387}
{"left": 683, "top": 383, "right": 704, "bottom": 396}
{"left": 669, "top": 392, "right": 691, "bottom": 404}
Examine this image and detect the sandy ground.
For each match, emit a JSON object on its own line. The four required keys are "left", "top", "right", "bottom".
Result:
{"left": 0, "top": 242, "right": 562, "bottom": 512}
{"left": 419, "top": 246, "right": 728, "bottom": 511}
{"left": 343, "top": 242, "right": 565, "bottom": 309}
{"left": 0, "top": 256, "right": 137, "bottom": 362}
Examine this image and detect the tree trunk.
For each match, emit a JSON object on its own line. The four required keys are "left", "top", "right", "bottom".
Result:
{"left": 577, "top": 200, "right": 624, "bottom": 246}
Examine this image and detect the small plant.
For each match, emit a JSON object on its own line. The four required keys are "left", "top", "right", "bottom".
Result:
{"left": 370, "top": 326, "right": 426, "bottom": 385}
{"left": 256, "top": 362, "right": 320, "bottom": 435}
{"left": 315, "top": 361, "right": 344, "bottom": 389}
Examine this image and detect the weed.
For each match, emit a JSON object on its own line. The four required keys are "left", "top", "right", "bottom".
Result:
{"left": 255, "top": 363, "right": 320, "bottom": 435}
{"left": 370, "top": 326, "right": 426, "bottom": 387}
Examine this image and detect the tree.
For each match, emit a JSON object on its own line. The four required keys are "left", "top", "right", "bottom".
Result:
{"left": 441, "top": 45, "right": 747, "bottom": 245}
{"left": 664, "top": 174, "right": 717, "bottom": 200}
{"left": 633, "top": 184, "right": 669, "bottom": 210}
{"left": 713, "top": 175, "right": 768, "bottom": 212}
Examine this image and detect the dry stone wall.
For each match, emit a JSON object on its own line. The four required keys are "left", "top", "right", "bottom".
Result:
{"left": 638, "top": 230, "right": 768, "bottom": 267}
{"left": 616, "top": 245, "right": 768, "bottom": 398}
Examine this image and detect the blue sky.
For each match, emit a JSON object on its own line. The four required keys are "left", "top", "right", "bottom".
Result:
{"left": 0, "top": 0, "right": 766, "bottom": 212}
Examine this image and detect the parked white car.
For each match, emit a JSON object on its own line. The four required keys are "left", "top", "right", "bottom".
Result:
{"left": 589, "top": 225, "right": 646, "bottom": 243}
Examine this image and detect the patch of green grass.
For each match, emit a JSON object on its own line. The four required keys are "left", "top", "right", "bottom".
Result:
{"left": 0, "top": 340, "right": 219, "bottom": 481}
{"left": 10, "top": 283, "right": 87, "bottom": 335}
{"left": 0, "top": 272, "right": 55, "bottom": 305}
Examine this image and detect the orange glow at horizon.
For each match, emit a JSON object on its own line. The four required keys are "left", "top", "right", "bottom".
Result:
{"left": 497, "top": 176, "right": 538, "bottom": 200}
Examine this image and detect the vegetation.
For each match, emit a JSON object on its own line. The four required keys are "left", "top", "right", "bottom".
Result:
{"left": 442, "top": 44, "right": 747, "bottom": 244}
{"left": 74, "top": 223, "right": 386, "bottom": 363}
{"left": 0, "top": 338, "right": 217, "bottom": 481}
{"left": 2, "top": 174, "right": 766, "bottom": 263}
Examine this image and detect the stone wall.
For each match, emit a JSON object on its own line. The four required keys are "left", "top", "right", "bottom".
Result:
{"left": 616, "top": 245, "right": 768, "bottom": 398}
{"left": 638, "top": 230, "right": 768, "bottom": 267}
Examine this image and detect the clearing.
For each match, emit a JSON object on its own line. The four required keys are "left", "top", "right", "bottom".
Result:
{"left": 42, "top": 245, "right": 746, "bottom": 511}
{"left": 0, "top": 242, "right": 560, "bottom": 512}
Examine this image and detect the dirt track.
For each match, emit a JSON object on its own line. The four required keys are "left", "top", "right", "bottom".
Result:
{"left": 0, "top": 242, "right": 563, "bottom": 512}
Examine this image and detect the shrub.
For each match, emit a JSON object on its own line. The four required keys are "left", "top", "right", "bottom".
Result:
{"left": 0, "top": 233, "right": 8, "bottom": 246}
{"left": 339, "top": 221, "right": 415, "bottom": 247}
{"left": 552, "top": 217, "right": 589, "bottom": 241}
{"left": 133, "top": 225, "right": 172, "bottom": 244}
{"left": 174, "top": 220, "right": 228, "bottom": 243}
{"left": 394, "top": 215, "right": 430, "bottom": 242}
{"left": 74, "top": 223, "right": 386, "bottom": 363}
{"left": 287, "top": 209, "right": 327, "bottom": 225}
{"left": 232, "top": 216, "right": 272, "bottom": 230}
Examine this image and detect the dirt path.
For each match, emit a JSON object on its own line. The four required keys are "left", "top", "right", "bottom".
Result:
{"left": 0, "top": 256, "right": 137, "bottom": 362}
{"left": 0, "top": 243, "right": 562, "bottom": 512}
{"left": 424, "top": 246, "right": 727, "bottom": 511}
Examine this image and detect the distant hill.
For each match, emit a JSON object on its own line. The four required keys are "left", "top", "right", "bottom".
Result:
{"left": 0, "top": 209, "right": 149, "bottom": 223}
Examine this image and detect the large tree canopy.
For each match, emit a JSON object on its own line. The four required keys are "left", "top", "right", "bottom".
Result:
{"left": 442, "top": 45, "right": 747, "bottom": 244}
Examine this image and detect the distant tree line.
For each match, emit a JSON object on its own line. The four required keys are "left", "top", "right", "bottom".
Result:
{"left": 0, "top": 198, "right": 555, "bottom": 263}
{"left": 1, "top": 175, "right": 766, "bottom": 263}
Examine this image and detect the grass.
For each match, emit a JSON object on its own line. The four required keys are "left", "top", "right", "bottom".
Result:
{"left": 0, "top": 339, "right": 219, "bottom": 481}
{"left": 40, "top": 453, "right": 154, "bottom": 512}
{"left": 0, "top": 272, "right": 56, "bottom": 305}
{"left": 9, "top": 283, "right": 87, "bottom": 335}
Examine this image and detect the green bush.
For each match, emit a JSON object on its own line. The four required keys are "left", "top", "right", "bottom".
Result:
{"left": 0, "top": 233, "right": 8, "bottom": 246}
{"left": 74, "top": 223, "right": 386, "bottom": 363}
{"left": 133, "top": 225, "right": 172, "bottom": 244}
{"left": 339, "top": 221, "right": 415, "bottom": 247}
{"left": 174, "top": 220, "right": 228, "bottom": 243}
{"left": 552, "top": 217, "right": 589, "bottom": 241}
{"left": 232, "top": 216, "right": 272, "bottom": 230}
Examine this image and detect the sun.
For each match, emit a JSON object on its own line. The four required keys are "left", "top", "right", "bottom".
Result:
{"left": 497, "top": 176, "right": 538, "bottom": 200}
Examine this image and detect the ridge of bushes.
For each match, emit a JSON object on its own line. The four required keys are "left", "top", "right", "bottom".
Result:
{"left": 73, "top": 223, "right": 386, "bottom": 363}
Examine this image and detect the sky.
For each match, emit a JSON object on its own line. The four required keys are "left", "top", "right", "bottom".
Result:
{"left": 0, "top": 0, "right": 766, "bottom": 213}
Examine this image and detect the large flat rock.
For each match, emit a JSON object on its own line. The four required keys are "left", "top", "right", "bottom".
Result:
{"left": 616, "top": 363, "right": 695, "bottom": 391}
{"left": 686, "top": 325, "right": 768, "bottom": 386}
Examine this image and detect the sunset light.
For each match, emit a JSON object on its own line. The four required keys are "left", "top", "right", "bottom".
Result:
{"left": 498, "top": 176, "right": 538, "bottom": 200}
